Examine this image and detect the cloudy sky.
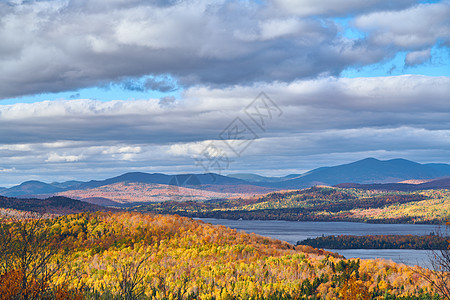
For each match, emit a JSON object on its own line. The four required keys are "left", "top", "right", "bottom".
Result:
{"left": 1, "top": 0, "right": 449, "bottom": 186}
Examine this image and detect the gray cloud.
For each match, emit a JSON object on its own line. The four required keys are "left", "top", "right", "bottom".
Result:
{"left": 2, "top": 75, "right": 448, "bottom": 144}
{"left": 405, "top": 49, "right": 431, "bottom": 67}
{"left": 144, "top": 77, "right": 178, "bottom": 92}
{"left": 271, "top": 0, "right": 418, "bottom": 17}
{"left": 0, "top": 75, "right": 449, "bottom": 185}
{"left": 0, "top": 0, "right": 447, "bottom": 99}
{"left": 1, "top": 0, "right": 449, "bottom": 185}
{"left": 355, "top": 2, "right": 450, "bottom": 50}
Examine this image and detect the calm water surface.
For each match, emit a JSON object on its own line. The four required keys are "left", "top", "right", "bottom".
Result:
{"left": 198, "top": 218, "right": 439, "bottom": 268}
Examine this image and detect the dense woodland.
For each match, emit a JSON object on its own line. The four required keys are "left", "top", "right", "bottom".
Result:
{"left": 134, "top": 187, "right": 450, "bottom": 224}
{"left": 0, "top": 212, "right": 447, "bottom": 299}
{"left": 1, "top": 187, "right": 448, "bottom": 225}
{"left": 297, "top": 234, "right": 448, "bottom": 250}
{"left": 0, "top": 195, "right": 115, "bottom": 215}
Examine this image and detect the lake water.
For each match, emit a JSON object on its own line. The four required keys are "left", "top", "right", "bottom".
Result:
{"left": 198, "top": 218, "right": 440, "bottom": 268}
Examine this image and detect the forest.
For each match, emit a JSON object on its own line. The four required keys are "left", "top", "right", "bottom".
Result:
{"left": 297, "top": 234, "right": 448, "bottom": 250}
{"left": 0, "top": 195, "right": 115, "bottom": 215}
{"left": 133, "top": 187, "right": 450, "bottom": 224}
{"left": 0, "top": 212, "right": 448, "bottom": 299}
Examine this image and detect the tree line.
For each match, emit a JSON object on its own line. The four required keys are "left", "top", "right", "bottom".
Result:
{"left": 297, "top": 234, "right": 448, "bottom": 250}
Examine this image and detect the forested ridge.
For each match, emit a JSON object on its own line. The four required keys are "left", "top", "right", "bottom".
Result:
{"left": 0, "top": 212, "right": 447, "bottom": 299}
{"left": 134, "top": 187, "right": 450, "bottom": 224}
{"left": 0, "top": 195, "right": 116, "bottom": 215}
{"left": 297, "top": 234, "right": 448, "bottom": 250}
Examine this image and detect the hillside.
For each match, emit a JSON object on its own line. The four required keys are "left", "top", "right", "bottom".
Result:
{"left": 1, "top": 180, "right": 64, "bottom": 197}
{"left": 269, "top": 158, "right": 450, "bottom": 189}
{"left": 0, "top": 212, "right": 442, "bottom": 299}
{"left": 2, "top": 158, "right": 450, "bottom": 202}
{"left": 426, "top": 163, "right": 450, "bottom": 174}
{"left": 57, "top": 182, "right": 246, "bottom": 205}
{"left": 1, "top": 173, "right": 272, "bottom": 200}
{"left": 0, "top": 195, "right": 115, "bottom": 216}
{"left": 227, "top": 173, "right": 297, "bottom": 182}
{"left": 75, "top": 172, "right": 251, "bottom": 190}
{"left": 335, "top": 177, "right": 450, "bottom": 191}
{"left": 135, "top": 187, "right": 450, "bottom": 224}
{"left": 297, "top": 234, "right": 448, "bottom": 250}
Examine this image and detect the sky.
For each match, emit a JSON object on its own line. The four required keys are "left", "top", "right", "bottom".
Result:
{"left": 0, "top": 0, "right": 449, "bottom": 186}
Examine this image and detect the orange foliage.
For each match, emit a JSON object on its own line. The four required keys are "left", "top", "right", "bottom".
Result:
{"left": 339, "top": 277, "right": 370, "bottom": 300}
{"left": 0, "top": 270, "right": 22, "bottom": 300}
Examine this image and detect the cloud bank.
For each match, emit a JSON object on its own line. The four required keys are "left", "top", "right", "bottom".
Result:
{"left": 1, "top": 75, "right": 449, "bottom": 185}
{"left": 0, "top": 0, "right": 449, "bottom": 99}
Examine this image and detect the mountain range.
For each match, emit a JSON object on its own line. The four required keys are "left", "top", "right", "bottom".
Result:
{"left": 264, "top": 158, "right": 450, "bottom": 189}
{"left": 1, "top": 158, "right": 449, "bottom": 205}
{"left": 335, "top": 177, "right": 450, "bottom": 191}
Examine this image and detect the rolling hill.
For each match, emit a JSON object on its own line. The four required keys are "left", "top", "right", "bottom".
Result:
{"left": 227, "top": 173, "right": 298, "bottom": 182}
{"left": 335, "top": 177, "right": 450, "bottom": 191}
{"left": 2, "top": 212, "right": 439, "bottom": 299}
{"left": 268, "top": 158, "right": 450, "bottom": 189}
{"left": 2, "top": 158, "right": 449, "bottom": 203}
{"left": 425, "top": 163, "right": 450, "bottom": 174}
{"left": 135, "top": 186, "right": 450, "bottom": 224}
{"left": 0, "top": 195, "right": 115, "bottom": 215}
{"left": 75, "top": 172, "right": 250, "bottom": 190}
{"left": 0, "top": 172, "right": 272, "bottom": 200}
{"left": 56, "top": 182, "right": 250, "bottom": 205}
{"left": 1, "top": 180, "right": 64, "bottom": 197}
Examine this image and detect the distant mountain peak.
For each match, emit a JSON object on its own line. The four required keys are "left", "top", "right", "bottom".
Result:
{"left": 2, "top": 157, "right": 449, "bottom": 198}
{"left": 1, "top": 180, "right": 64, "bottom": 197}
{"left": 265, "top": 157, "right": 450, "bottom": 189}
{"left": 20, "top": 180, "right": 48, "bottom": 185}
{"left": 360, "top": 157, "right": 379, "bottom": 162}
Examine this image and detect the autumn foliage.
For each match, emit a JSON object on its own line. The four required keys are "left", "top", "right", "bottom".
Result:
{"left": 298, "top": 234, "right": 448, "bottom": 250}
{"left": 0, "top": 212, "right": 446, "bottom": 299}
{"left": 136, "top": 187, "right": 450, "bottom": 224}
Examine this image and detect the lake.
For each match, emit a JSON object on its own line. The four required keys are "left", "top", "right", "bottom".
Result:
{"left": 198, "top": 218, "right": 440, "bottom": 268}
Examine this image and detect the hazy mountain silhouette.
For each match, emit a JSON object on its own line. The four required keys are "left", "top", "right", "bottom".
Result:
{"left": 76, "top": 172, "right": 248, "bottom": 190}
{"left": 425, "top": 163, "right": 450, "bottom": 174}
{"left": 2, "top": 158, "right": 449, "bottom": 197}
{"left": 335, "top": 177, "right": 450, "bottom": 191}
{"left": 265, "top": 158, "right": 450, "bottom": 189}
{"left": 0, "top": 195, "right": 115, "bottom": 214}
{"left": 2, "top": 181, "right": 64, "bottom": 197}
{"left": 226, "top": 173, "right": 294, "bottom": 182}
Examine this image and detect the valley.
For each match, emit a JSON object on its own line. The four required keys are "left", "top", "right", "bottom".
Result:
{"left": 1, "top": 158, "right": 449, "bottom": 299}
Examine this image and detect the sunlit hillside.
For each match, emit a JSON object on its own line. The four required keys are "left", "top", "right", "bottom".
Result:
{"left": 136, "top": 187, "right": 450, "bottom": 224}
{"left": 57, "top": 182, "right": 242, "bottom": 204}
{"left": 0, "top": 212, "right": 445, "bottom": 299}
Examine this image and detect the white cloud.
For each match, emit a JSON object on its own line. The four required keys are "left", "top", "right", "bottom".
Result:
{"left": 1, "top": 75, "right": 449, "bottom": 146}
{"left": 46, "top": 153, "right": 84, "bottom": 163}
{"left": 355, "top": 2, "right": 450, "bottom": 49}
{"left": 168, "top": 142, "right": 209, "bottom": 157}
{"left": 0, "top": 99, "right": 163, "bottom": 120}
{"left": 271, "top": 0, "right": 416, "bottom": 17}
{"left": 1, "top": 0, "right": 447, "bottom": 99}
{"left": 405, "top": 49, "right": 431, "bottom": 67}
{"left": 102, "top": 146, "right": 142, "bottom": 155}
{"left": 0, "top": 144, "right": 32, "bottom": 151}
{"left": 0, "top": 167, "right": 15, "bottom": 173}
{"left": 0, "top": 75, "right": 449, "bottom": 185}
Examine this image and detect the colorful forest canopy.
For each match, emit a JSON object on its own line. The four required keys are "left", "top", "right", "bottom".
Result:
{"left": 0, "top": 195, "right": 116, "bottom": 216}
{"left": 297, "top": 234, "right": 448, "bottom": 250}
{"left": 134, "top": 187, "right": 450, "bottom": 224}
{"left": 0, "top": 212, "right": 447, "bottom": 299}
